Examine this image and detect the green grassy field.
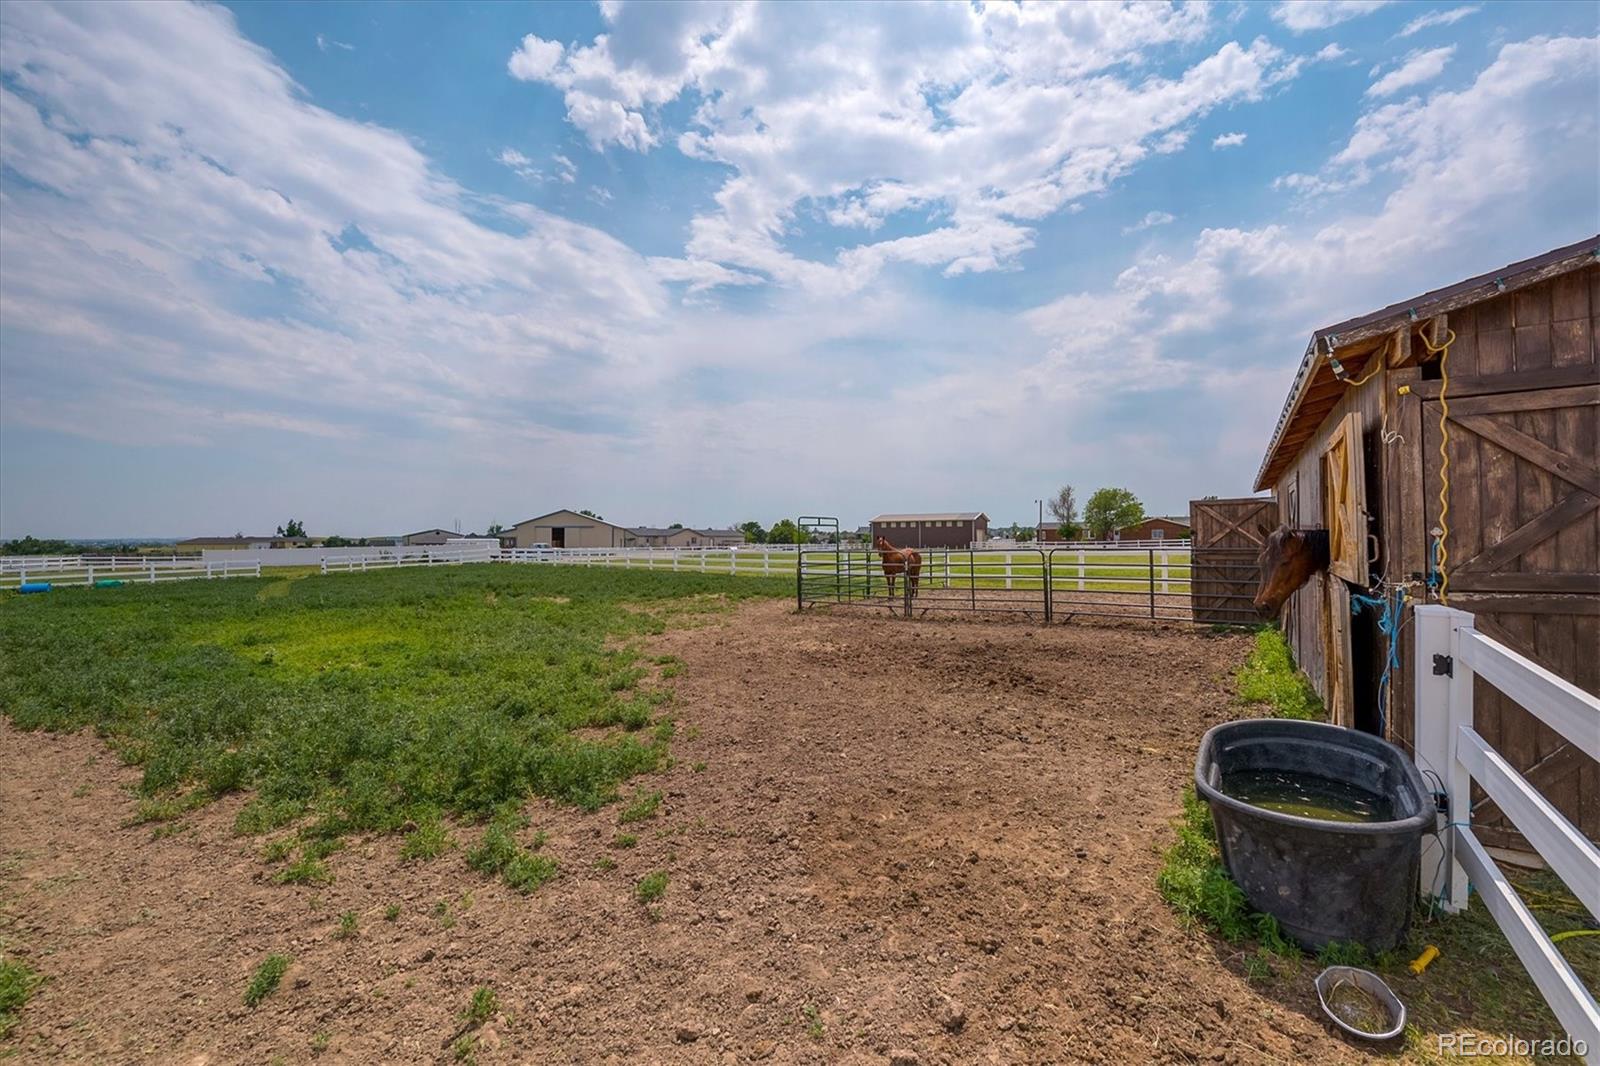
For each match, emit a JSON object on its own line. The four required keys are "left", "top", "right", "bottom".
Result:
{"left": 0, "top": 565, "right": 790, "bottom": 874}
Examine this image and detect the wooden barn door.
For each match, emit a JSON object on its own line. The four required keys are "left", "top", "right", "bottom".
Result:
{"left": 1189, "top": 497, "right": 1279, "bottom": 624}
{"left": 1422, "top": 380, "right": 1600, "bottom": 854}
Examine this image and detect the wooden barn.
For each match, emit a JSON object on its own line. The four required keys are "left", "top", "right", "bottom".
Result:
{"left": 1253, "top": 235, "right": 1599, "bottom": 862}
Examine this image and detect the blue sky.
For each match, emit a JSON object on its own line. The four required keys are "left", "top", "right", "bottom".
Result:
{"left": 0, "top": 1, "right": 1595, "bottom": 537}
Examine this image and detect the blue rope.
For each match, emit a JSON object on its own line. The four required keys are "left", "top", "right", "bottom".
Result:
{"left": 1351, "top": 584, "right": 1407, "bottom": 738}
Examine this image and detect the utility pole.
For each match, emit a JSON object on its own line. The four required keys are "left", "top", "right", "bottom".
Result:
{"left": 1035, "top": 498, "right": 1043, "bottom": 535}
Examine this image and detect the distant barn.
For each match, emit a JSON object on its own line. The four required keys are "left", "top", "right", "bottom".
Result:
{"left": 870, "top": 512, "right": 989, "bottom": 549}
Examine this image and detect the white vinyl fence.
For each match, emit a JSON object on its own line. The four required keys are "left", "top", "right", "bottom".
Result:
{"left": 320, "top": 545, "right": 495, "bottom": 573}
{"left": 1413, "top": 605, "right": 1600, "bottom": 1059}
{"left": 0, "top": 558, "right": 261, "bottom": 589}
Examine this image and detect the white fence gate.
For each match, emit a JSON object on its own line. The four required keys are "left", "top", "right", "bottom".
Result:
{"left": 1413, "top": 604, "right": 1600, "bottom": 1058}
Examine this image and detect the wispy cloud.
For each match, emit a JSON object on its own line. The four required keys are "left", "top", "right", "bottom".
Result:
{"left": 1212, "top": 131, "right": 1247, "bottom": 149}
{"left": 1271, "top": 1, "right": 1390, "bottom": 33}
{"left": 1367, "top": 46, "right": 1455, "bottom": 97}
{"left": 1398, "top": 5, "right": 1481, "bottom": 38}
{"left": 1123, "top": 210, "right": 1176, "bottom": 234}
{"left": 315, "top": 32, "right": 353, "bottom": 53}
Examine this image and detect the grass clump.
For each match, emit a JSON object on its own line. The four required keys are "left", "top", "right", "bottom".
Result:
{"left": 400, "top": 815, "right": 454, "bottom": 861}
{"left": 1, "top": 954, "right": 44, "bottom": 1039}
{"left": 1157, "top": 788, "right": 1296, "bottom": 954}
{"left": 466, "top": 807, "right": 557, "bottom": 894}
{"left": 334, "top": 911, "right": 358, "bottom": 940}
{"left": 635, "top": 871, "right": 668, "bottom": 904}
{"left": 383, "top": 904, "right": 400, "bottom": 922}
{"left": 1236, "top": 628, "right": 1325, "bottom": 721}
{"left": 617, "top": 789, "right": 662, "bottom": 824}
{"left": 244, "top": 953, "right": 291, "bottom": 1007}
{"left": 462, "top": 985, "right": 498, "bottom": 1024}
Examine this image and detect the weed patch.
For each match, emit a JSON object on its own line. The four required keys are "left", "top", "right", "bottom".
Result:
{"left": 400, "top": 816, "right": 454, "bottom": 861}
{"left": 635, "top": 871, "right": 668, "bottom": 904}
{"left": 0, "top": 567, "right": 785, "bottom": 888}
{"left": 1236, "top": 628, "right": 1324, "bottom": 721}
{"left": 244, "top": 953, "right": 290, "bottom": 1007}
{"left": 617, "top": 790, "right": 662, "bottom": 824}
{"left": 0, "top": 954, "right": 43, "bottom": 1039}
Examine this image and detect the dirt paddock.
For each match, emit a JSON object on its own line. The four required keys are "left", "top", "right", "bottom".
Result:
{"left": 2, "top": 600, "right": 1378, "bottom": 1064}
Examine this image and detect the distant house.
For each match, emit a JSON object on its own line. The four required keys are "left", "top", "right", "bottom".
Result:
{"left": 696, "top": 528, "right": 745, "bottom": 547}
{"left": 869, "top": 512, "right": 989, "bottom": 549}
{"left": 176, "top": 534, "right": 319, "bottom": 550}
{"left": 628, "top": 526, "right": 745, "bottom": 548}
{"left": 1113, "top": 516, "right": 1191, "bottom": 542}
{"left": 402, "top": 528, "right": 458, "bottom": 546}
{"left": 1037, "top": 522, "right": 1063, "bottom": 543}
{"left": 502, "top": 509, "right": 630, "bottom": 549}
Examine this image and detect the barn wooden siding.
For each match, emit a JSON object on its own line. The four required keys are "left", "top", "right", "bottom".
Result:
{"left": 1270, "top": 261, "right": 1599, "bottom": 859}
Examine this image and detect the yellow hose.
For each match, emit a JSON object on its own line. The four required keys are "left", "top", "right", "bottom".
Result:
{"left": 1419, "top": 328, "right": 1457, "bottom": 603}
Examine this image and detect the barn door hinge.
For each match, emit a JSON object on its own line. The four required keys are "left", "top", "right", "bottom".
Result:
{"left": 1432, "top": 654, "right": 1453, "bottom": 677}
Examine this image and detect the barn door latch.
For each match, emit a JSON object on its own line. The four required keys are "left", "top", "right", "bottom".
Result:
{"left": 1432, "top": 653, "right": 1453, "bottom": 677}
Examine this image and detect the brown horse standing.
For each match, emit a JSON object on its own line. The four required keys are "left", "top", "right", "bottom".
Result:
{"left": 874, "top": 535, "right": 922, "bottom": 600}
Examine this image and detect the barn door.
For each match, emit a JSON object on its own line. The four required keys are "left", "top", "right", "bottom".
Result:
{"left": 1189, "top": 497, "right": 1279, "bottom": 624}
{"left": 1422, "top": 381, "right": 1600, "bottom": 856}
{"left": 1321, "top": 412, "right": 1369, "bottom": 587}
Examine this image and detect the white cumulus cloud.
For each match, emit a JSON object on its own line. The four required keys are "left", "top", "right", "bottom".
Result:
{"left": 1212, "top": 131, "right": 1248, "bottom": 148}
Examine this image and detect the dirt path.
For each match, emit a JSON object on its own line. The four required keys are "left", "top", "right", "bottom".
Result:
{"left": 2, "top": 601, "right": 1374, "bottom": 1064}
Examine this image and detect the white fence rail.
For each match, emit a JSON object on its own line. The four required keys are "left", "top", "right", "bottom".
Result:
{"left": 0, "top": 559, "right": 261, "bottom": 589}
{"left": 320, "top": 546, "right": 494, "bottom": 573}
{"left": 1413, "top": 605, "right": 1600, "bottom": 1059}
{"left": 0, "top": 554, "right": 199, "bottom": 573}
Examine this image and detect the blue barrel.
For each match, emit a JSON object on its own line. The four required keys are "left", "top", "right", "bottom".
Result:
{"left": 18, "top": 582, "right": 52, "bottom": 594}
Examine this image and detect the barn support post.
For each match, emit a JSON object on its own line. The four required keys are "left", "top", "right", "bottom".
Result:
{"left": 1414, "top": 604, "right": 1473, "bottom": 913}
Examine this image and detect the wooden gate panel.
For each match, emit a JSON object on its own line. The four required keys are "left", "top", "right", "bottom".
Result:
{"left": 1189, "top": 497, "right": 1278, "bottom": 624}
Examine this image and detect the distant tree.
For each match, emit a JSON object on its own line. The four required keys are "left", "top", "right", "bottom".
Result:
{"left": 1048, "top": 485, "right": 1078, "bottom": 526}
{"left": 276, "top": 519, "right": 307, "bottom": 538}
{"left": 768, "top": 519, "right": 805, "bottom": 544}
{"left": 669, "top": 522, "right": 683, "bottom": 529}
{"left": 578, "top": 509, "right": 603, "bottom": 521}
{"left": 2, "top": 535, "right": 73, "bottom": 555}
{"left": 486, "top": 522, "right": 505, "bottom": 536}
{"left": 739, "top": 520, "right": 768, "bottom": 544}
{"left": 1017, "top": 528, "right": 1035, "bottom": 542}
{"left": 322, "top": 535, "right": 353, "bottom": 547}
{"left": 1084, "top": 488, "right": 1145, "bottom": 540}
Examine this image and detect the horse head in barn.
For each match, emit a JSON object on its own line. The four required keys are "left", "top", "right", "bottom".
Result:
{"left": 1253, "top": 524, "right": 1330, "bottom": 619}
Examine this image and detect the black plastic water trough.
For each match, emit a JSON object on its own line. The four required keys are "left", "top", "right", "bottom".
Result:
{"left": 1195, "top": 719, "right": 1435, "bottom": 952}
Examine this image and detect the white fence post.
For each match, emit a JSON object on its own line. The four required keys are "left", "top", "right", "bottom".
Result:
{"left": 1413, "top": 604, "right": 1472, "bottom": 913}
{"left": 1076, "top": 549, "right": 1085, "bottom": 591}
{"left": 1159, "top": 551, "right": 1169, "bottom": 594}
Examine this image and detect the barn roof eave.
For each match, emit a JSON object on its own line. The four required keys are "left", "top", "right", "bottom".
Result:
{"left": 1253, "top": 235, "right": 1600, "bottom": 493}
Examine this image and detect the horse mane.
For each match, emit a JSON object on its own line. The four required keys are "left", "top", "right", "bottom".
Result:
{"left": 1290, "top": 528, "right": 1331, "bottom": 570}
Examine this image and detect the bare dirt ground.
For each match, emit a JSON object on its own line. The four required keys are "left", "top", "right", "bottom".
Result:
{"left": 3, "top": 600, "right": 1380, "bottom": 1064}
